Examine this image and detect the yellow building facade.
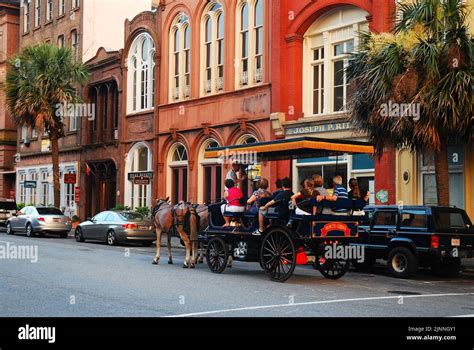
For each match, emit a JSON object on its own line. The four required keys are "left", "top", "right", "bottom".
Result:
{"left": 395, "top": 1, "right": 474, "bottom": 219}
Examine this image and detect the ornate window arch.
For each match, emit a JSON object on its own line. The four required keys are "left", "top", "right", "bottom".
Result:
{"left": 127, "top": 32, "right": 156, "bottom": 114}
{"left": 201, "top": 2, "right": 225, "bottom": 95}
{"left": 124, "top": 142, "right": 153, "bottom": 209}
{"left": 302, "top": 6, "right": 368, "bottom": 117}
{"left": 197, "top": 138, "right": 222, "bottom": 203}
{"left": 167, "top": 142, "right": 189, "bottom": 204}
{"left": 235, "top": 134, "right": 259, "bottom": 196}
{"left": 170, "top": 13, "right": 191, "bottom": 101}
{"left": 235, "top": 0, "right": 264, "bottom": 88}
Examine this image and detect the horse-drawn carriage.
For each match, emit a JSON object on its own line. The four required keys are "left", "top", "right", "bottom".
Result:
{"left": 200, "top": 137, "right": 374, "bottom": 282}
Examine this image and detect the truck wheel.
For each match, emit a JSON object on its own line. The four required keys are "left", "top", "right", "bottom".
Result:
{"left": 387, "top": 246, "right": 418, "bottom": 278}
{"left": 431, "top": 259, "right": 461, "bottom": 277}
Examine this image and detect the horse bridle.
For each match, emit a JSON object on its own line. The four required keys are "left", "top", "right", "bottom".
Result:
{"left": 154, "top": 200, "right": 170, "bottom": 214}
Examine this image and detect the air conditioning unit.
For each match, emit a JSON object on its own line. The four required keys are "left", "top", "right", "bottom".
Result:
{"left": 22, "top": 138, "right": 30, "bottom": 146}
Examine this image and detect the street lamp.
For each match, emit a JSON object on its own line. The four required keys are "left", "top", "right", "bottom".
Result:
{"left": 246, "top": 164, "right": 260, "bottom": 191}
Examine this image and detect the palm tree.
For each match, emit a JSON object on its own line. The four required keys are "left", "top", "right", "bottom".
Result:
{"left": 346, "top": 0, "right": 473, "bottom": 206}
{"left": 5, "top": 44, "right": 89, "bottom": 208}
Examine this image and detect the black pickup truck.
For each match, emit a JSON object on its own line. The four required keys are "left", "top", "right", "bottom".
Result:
{"left": 351, "top": 205, "right": 474, "bottom": 278}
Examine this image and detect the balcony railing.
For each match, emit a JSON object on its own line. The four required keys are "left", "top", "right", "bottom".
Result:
{"left": 204, "top": 80, "right": 212, "bottom": 94}
{"left": 216, "top": 76, "right": 224, "bottom": 91}
{"left": 173, "top": 87, "right": 180, "bottom": 100}
{"left": 254, "top": 68, "right": 263, "bottom": 83}
{"left": 240, "top": 71, "right": 249, "bottom": 86}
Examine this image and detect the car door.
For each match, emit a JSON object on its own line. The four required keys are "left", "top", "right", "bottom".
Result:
{"left": 89, "top": 212, "right": 109, "bottom": 240}
{"left": 15, "top": 207, "right": 30, "bottom": 231}
{"left": 101, "top": 212, "right": 119, "bottom": 241}
{"left": 357, "top": 208, "right": 374, "bottom": 244}
{"left": 9, "top": 208, "right": 21, "bottom": 229}
{"left": 398, "top": 208, "right": 428, "bottom": 246}
{"left": 369, "top": 209, "right": 399, "bottom": 250}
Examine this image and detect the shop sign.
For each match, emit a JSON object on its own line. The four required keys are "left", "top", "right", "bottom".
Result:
{"left": 286, "top": 122, "right": 352, "bottom": 136}
{"left": 128, "top": 172, "right": 154, "bottom": 181}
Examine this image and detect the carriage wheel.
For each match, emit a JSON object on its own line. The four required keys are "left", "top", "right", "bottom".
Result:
{"left": 206, "top": 237, "right": 228, "bottom": 274}
{"left": 318, "top": 259, "right": 349, "bottom": 280}
{"left": 260, "top": 228, "right": 296, "bottom": 282}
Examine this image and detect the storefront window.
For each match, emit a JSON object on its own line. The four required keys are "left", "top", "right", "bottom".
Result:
{"left": 419, "top": 146, "right": 465, "bottom": 208}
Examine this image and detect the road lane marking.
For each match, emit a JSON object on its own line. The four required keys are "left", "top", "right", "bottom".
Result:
{"left": 167, "top": 292, "right": 474, "bottom": 317}
{"left": 450, "top": 314, "right": 474, "bottom": 317}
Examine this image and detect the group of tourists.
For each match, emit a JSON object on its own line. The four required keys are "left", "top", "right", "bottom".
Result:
{"left": 220, "top": 161, "right": 370, "bottom": 235}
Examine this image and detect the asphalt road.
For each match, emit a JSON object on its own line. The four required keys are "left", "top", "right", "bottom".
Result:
{"left": 0, "top": 231, "right": 473, "bottom": 317}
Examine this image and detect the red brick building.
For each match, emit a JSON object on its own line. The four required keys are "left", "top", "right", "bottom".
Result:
{"left": 268, "top": 0, "right": 397, "bottom": 204}
{"left": 0, "top": 0, "right": 20, "bottom": 200}
{"left": 121, "top": 1, "right": 276, "bottom": 208}
{"left": 81, "top": 47, "right": 122, "bottom": 219}
{"left": 118, "top": 0, "right": 398, "bottom": 209}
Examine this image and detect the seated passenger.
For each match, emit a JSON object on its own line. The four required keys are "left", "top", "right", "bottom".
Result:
{"left": 253, "top": 177, "right": 293, "bottom": 236}
{"left": 247, "top": 178, "right": 271, "bottom": 214}
{"left": 312, "top": 174, "right": 328, "bottom": 197}
{"left": 348, "top": 178, "right": 361, "bottom": 200}
{"left": 291, "top": 179, "right": 323, "bottom": 216}
{"left": 348, "top": 178, "right": 368, "bottom": 215}
{"left": 324, "top": 175, "right": 350, "bottom": 215}
{"left": 221, "top": 179, "right": 245, "bottom": 227}
{"left": 271, "top": 179, "right": 283, "bottom": 199}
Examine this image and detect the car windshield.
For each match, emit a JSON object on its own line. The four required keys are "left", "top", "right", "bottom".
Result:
{"left": 432, "top": 209, "right": 471, "bottom": 231}
{"left": 119, "top": 212, "right": 145, "bottom": 221}
{"left": 36, "top": 208, "right": 63, "bottom": 215}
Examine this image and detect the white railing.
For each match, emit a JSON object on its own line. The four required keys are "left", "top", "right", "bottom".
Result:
{"left": 240, "top": 71, "right": 249, "bottom": 86}
{"left": 173, "top": 87, "right": 180, "bottom": 100}
{"left": 204, "top": 80, "right": 212, "bottom": 94}
{"left": 254, "top": 68, "right": 263, "bottom": 83}
{"left": 216, "top": 76, "right": 224, "bottom": 91}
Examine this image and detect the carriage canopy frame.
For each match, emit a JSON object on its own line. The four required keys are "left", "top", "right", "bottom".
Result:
{"left": 204, "top": 136, "right": 374, "bottom": 163}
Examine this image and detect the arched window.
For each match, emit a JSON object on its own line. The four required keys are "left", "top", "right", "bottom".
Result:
{"left": 168, "top": 143, "right": 189, "bottom": 204}
{"left": 124, "top": 142, "right": 153, "bottom": 209}
{"left": 170, "top": 13, "right": 191, "bottom": 101}
{"left": 198, "top": 139, "right": 222, "bottom": 203}
{"left": 236, "top": 0, "right": 263, "bottom": 88}
{"left": 254, "top": 0, "right": 263, "bottom": 82}
{"left": 127, "top": 32, "right": 156, "bottom": 114}
{"left": 201, "top": 2, "right": 224, "bottom": 95}
{"left": 303, "top": 7, "right": 368, "bottom": 116}
{"left": 71, "top": 29, "right": 79, "bottom": 59}
{"left": 236, "top": 134, "right": 259, "bottom": 196}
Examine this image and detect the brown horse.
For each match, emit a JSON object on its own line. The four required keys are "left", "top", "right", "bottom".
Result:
{"left": 189, "top": 203, "right": 209, "bottom": 266}
{"left": 152, "top": 198, "right": 208, "bottom": 268}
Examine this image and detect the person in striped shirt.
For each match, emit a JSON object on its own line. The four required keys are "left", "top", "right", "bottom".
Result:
{"left": 323, "top": 175, "right": 349, "bottom": 214}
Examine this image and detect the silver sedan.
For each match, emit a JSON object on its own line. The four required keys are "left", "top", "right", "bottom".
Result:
{"left": 74, "top": 211, "right": 156, "bottom": 246}
{"left": 6, "top": 206, "right": 72, "bottom": 238}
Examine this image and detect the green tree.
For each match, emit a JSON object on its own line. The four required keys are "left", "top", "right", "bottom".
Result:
{"left": 5, "top": 44, "right": 89, "bottom": 207}
{"left": 347, "top": 0, "right": 473, "bottom": 206}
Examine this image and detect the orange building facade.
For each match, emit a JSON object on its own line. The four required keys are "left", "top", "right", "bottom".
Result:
{"left": 119, "top": 0, "right": 400, "bottom": 209}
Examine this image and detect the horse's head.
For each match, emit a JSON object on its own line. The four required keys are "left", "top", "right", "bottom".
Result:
{"left": 156, "top": 197, "right": 170, "bottom": 205}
